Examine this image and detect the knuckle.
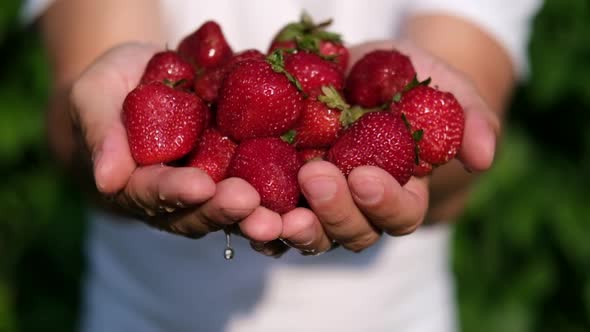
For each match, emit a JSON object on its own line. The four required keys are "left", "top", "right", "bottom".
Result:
{"left": 321, "top": 209, "right": 352, "bottom": 228}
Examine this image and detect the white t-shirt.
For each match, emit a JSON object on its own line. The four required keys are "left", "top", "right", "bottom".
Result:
{"left": 23, "top": 1, "right": 541, "bottom": 331}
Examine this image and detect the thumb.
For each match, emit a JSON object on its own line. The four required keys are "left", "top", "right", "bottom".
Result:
{"left": 69, "top": 43, "right": 159, "bottom": 194}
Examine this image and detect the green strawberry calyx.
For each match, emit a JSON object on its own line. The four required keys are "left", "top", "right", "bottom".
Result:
{"left": 163, "top": 78, "right": 188, "bottom": 89}
{"left": 392, "top": 76, "right": 432, "bottom": 103}
{"left": 275, "top": 11, "right": 341, "bottom": 43}
{"left": 340, "top": 106, "right": 381, "bottom": 128}
{"left": 317, "top": 86, "right": 349, "bottom": 111}
{"left": 280, "top": 129, "right": 297, "bottom": 145}
{"left": 267, "top": 49, "right": 305, "bottom": 94}
{"left": 401, "top": 113, "right": 424, "bottom": 165}
{"left": 315, "top": 85, "right": 375, "bottom": 127}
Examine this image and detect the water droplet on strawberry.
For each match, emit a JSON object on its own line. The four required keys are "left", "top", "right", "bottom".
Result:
{"left": 174, "top": 136, "right": 184, "bottom": 146}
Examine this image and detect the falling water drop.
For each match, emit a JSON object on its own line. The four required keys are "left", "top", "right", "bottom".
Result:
{"left": 223, "top": 228, "right": 234, "bottom": 260}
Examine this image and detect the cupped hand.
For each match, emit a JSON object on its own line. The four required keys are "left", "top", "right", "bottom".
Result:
{"left": 276, "top": 40, "right": 499, "bottom": 255}
{"left": 70, "top": 43, "right": 281, "bottom": 242}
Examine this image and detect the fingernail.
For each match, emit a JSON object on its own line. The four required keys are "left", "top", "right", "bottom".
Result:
{"left": 300, "top": 248, "right": 319, "bottom": 256}
{"left": 302, "top": 177, "right": 337, "bottom": 203}
{"left": 92, "top": 150, "right": 104, "bottom": 190}
{"left": 92, "top": 149, "right": 102, "bottom": 166}
{"left": 350, "top": 176, "right": 384, "bottom": 205}
{"left": 251, "top": 242, "right": 277, "bottom": 257}
{"left": 285, "top": 229, "right": 315, "bottom": 247}
{"left": 251, "top": 241, "right": 266, "bottom": 251}
{"left": 485, "top": 124, "right": 497, "bottom": 164}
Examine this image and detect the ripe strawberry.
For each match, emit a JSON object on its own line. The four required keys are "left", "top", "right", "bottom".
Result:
{"left": 292, "top": 86, "right": 347, "bottom": 148}
{"left": 177, "top": 20, "right": 233, "bottom": 70}
{"left": 413, "top": 159, "right": 433, "bottom": 177}
{"left": 284, "top": 51, "right": 344, "bottom": 96}
{"left": 123, "top": 82, "right": 209, "bottom": 165}
{"left": 229, "top": 138, "right": 301, "bottom": 214}
{"left": 327, "top": 112, "right": 415, "bottom": 185}
{"left": 216, "top": 57, "right": 304, "bottom": 141}
{"left": 140, "top": 51, "right": 195, "bottom": 89}
{"left": 392, "top": 85, "right": 465, "bottom": 174}
{"left": 268, "top": 13, "right": 349, "bottom": 71}
{"left": 194, "top": 49, "right": 265, "bottom": 103}
{"left": 193, "top": 67, "right": 226, "bottom": 103}
{"left": 318, "top": 40, "right": 349, "bottom": 72}
{"left": 345, "top": 49, "right": 416, "bottom": 108}
{"left": 298, "top": 148, "right": 327, "bottom": 163}
{"left": 228, "top": 49, "right": 266, "bottom": 65}
{"left": 186, "top": 128, "right": 237, "bottom": 182}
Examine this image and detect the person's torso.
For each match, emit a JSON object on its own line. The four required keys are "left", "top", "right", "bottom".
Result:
{"left": 82, "top": 2, "right": 456, "bottom": 331}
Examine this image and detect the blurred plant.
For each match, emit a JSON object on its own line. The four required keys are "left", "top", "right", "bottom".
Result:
{"left": 454, "top": 1, "right": 590, "bottom": 331}
{"left": 0, "top": 2, "right": 85, "bottom": 332}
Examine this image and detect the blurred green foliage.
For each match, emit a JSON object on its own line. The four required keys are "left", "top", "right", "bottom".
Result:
{"left": 453, "top": 1, "right": 590, "bottom": 331}
{"left": 0, "top": 2, "right": 85, "bottom": 332}
{"left": 0, "top": 0, "right": 589, "bottom": 331}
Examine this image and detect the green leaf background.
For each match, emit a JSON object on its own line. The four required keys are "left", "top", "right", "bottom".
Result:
{"left": 0, "top": 0, "right": 589, "bottom": 331}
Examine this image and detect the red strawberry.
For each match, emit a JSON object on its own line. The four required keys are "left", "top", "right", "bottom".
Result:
{"left": 193, "top": 67, "right": 226, "bottom": 103}
{"left": 194, "top": 49, "right": 265, "bottom": 104}
{"left": 177, "top": 20, "right": 233, "bottom": 70}
{"left": 140, "top": 51, "right": 195, "bottom": 89}
{"left": 228, "top": 49, "right": 266, "bottom": 65}
{"left": 268, "top": 13, "right": 349, "bottom": 71}
{"left": 216, "top": 57, "right": 304, "bottom": 141}
{"left": 186, "top": 128, "right": 237, "bottom": 182}
{"left": 123, "top": 82, "right": 208, "bottom": 165}
{"left": 318, "top": 40, "right": 349, "bottom": 72}
{"left": 293, "top": 86, "right": 347, "bottom": 148}
{"left": 345, "top": 49, "right": 416, "bottom": 108}
{"left": 327, "top": 112, "right": 415, "bottom": 185}
{"left": 413, "top": 159, "right": 433, "bottom": 177}
{"left": 284, "top": 51, "right": 344, "bottom": 96}
{"left": 229, "top": 137, "right": 301, "bottom": 214}
{"left": 392, "top": 85, "right": 465, "bottom": 174}
{"left": 298, "top": 148, "right": 327, "bottom": 163}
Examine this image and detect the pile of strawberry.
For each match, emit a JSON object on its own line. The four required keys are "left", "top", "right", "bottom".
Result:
{"left": 123, "top": 14, "right": 465, "bottom": 214}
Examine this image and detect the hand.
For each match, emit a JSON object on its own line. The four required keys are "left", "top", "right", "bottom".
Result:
{"left": 69, "top": 43, "right": 283, "bottom": 242}
{"left": 272, "top": 40, "right": 499, "bottom": 255}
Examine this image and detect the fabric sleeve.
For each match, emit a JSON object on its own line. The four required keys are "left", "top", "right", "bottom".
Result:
{"left": 405, "top": 0, "right": 543, "bottom": 78}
